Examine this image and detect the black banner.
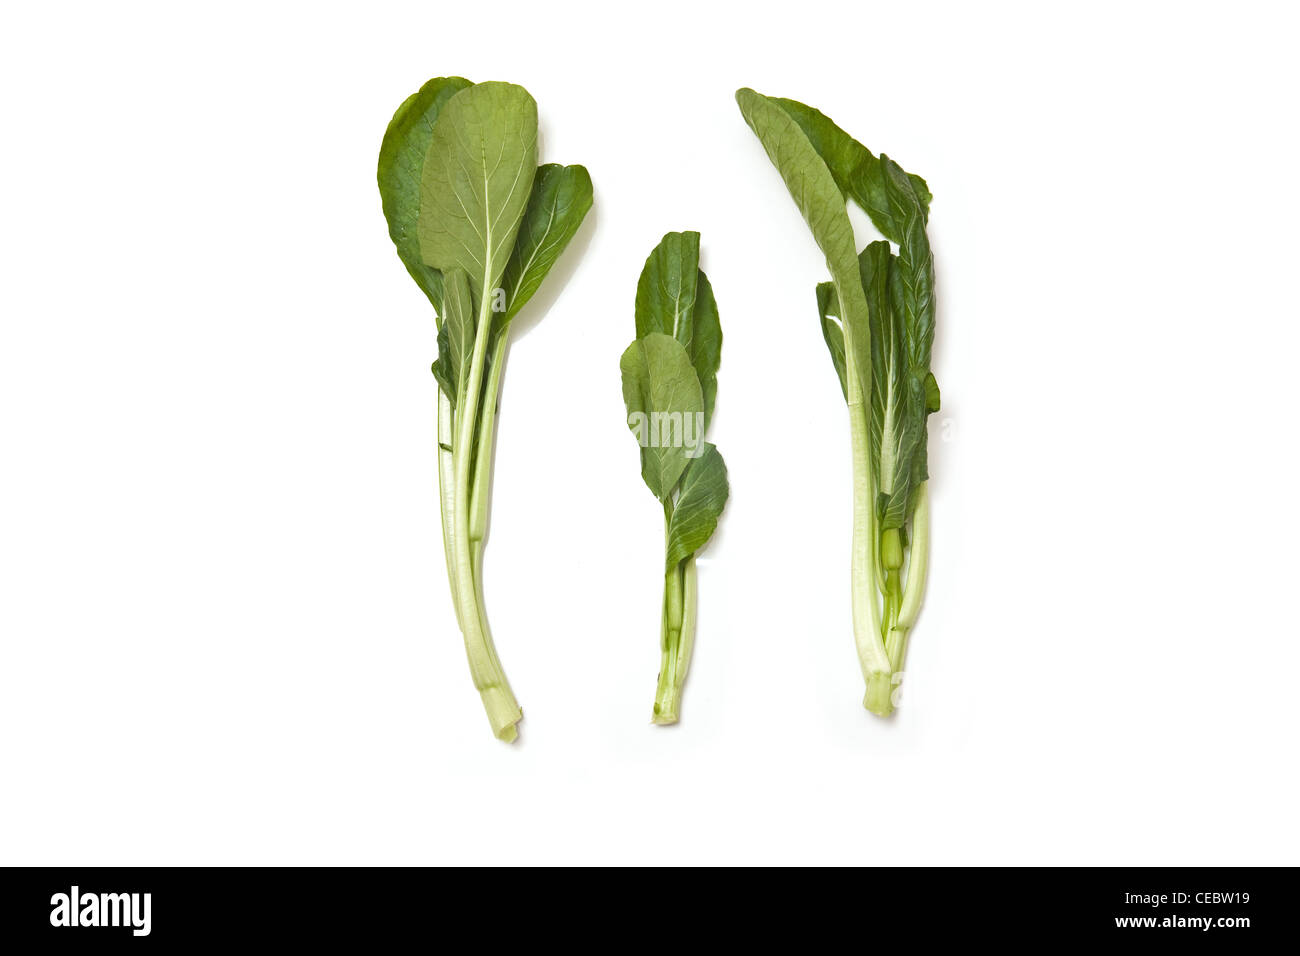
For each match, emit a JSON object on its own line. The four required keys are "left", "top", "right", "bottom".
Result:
{"left": 0, "top": 867, "right": 1286, "bottom": 945}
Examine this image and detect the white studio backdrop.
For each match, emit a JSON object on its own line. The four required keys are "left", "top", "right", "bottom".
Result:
{"left": 1, "top": 0, "right": 1297, "bottom": 865}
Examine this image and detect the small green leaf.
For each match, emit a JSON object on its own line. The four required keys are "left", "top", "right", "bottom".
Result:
{"left": 665, "top": 445, "right": 730, "bottom": 569}
{"left": 815, "top": 281, "right": 847, "bottom": 399}
{"left": 635, "top": 231, "right": 700, "bottom": 340}
{"left": 908, "top": 430, "right": 929, "bottom": 493}
{"left": 418, "top": 82, "right": 538, "bottom": 308}
{"left": 619, "top": 333, "right": 705, "bottom": 500}
{"left": 907, "top": 370, "right": 940, "bottom": 497}
{"left": 431, "top": 322, "right": 455, "bottom": 399}
{"left": 923, "top": 371, "right": 941, "bottom": 413}
{"left": 499, "top": 163, "right": 594, "bottom": 327}
{"left": 377, "top": 76, "right": 473, "bottom": 314}
{"left": 688, "top": 269, "right": 722, "bottom": 427}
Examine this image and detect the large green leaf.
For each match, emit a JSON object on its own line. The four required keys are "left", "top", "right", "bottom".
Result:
{"left": 499, "top": 163, "right": 593, "bottom": 327}
{"left": 735, "top": 88, "right": 870, "bottom": 404}
{"left": 771, "top": 96, "right": 930, "bottom": 244}
{"left": 619, "top": 333, "right": 704, "bottom": 500}
{"left": 665, "top": 445, "right": 729, "bottom": 569}
{"left": 418, "top": 82, "right": 538, "bottom": 314}
{"left": 377, "top": 76, "right": 473, "bottom": 314}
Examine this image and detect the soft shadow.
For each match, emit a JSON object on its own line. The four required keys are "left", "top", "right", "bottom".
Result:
{"left": 508, "top": 202, "right": 598, "bottom": 343}
{"left": 925, "top": 229, "right": 950, "bottom": 494}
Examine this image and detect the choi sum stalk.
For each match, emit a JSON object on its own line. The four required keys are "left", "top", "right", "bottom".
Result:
{"left": 378, "top": 78, "right": 592, "bottom": 740}
{"left": 736, "top": 89, "right": 940, "bottom": 716}
{"left": 619, "top": 232, "right": 729, "bottom": 724}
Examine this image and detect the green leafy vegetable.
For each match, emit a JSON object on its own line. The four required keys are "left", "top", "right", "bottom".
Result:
{"left": 736, "top": 88, "right": 940, "bottom": 717}
{"left": 620, "top": 232, "right": 729, "bottom": 724}
{"left": 378, "top": 78, "right": 592, "bottom": 741}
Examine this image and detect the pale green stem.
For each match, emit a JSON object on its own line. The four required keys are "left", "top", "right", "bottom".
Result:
{"left": 452, "top": 301, "right": 520, "bottom": 742}
{"left": 463, "top": 330, "right": 511, "bottom": 705}
{"left": 653, "top": 500, "right": 692, "bottom": 724}
{"left": 678, "top": 557, "right": 698, "bottom": 692}
{"left": 653, "top": 554, "right": 696, "bottom": 725}
{"left": 469, "top": 534, "right": 509, "bottom": 696}
{"left": 894, "top": 481, "right": 930, "bottom": 631}
{"left": 845, "top": 359, "right": 892, "bottom": 715}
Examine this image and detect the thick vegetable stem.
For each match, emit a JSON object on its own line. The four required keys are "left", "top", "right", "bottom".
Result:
{"left": 846, "top": 358, "right": 893, "bottom": 714}
{"left": 449, "top": 311, "right": 520, "bottom": 742}
{"left": 653, "top": 502, "right": 697, "bottom": 724}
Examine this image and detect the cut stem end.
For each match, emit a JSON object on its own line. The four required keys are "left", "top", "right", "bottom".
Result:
{"left": 652, "top": 667, "right": 681, "bottom": 726}
{"left": 864, "top": 670, "right": 895, "bottom": 717}
{"left": 479, "top": 685, "right": 522, "bottom": 743}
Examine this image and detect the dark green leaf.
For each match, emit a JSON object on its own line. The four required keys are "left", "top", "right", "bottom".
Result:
{"left": 881, "top": 157, "right": 940, "bottom": 524}
{"left": 923, "top": 371, "right": 941, "bottom": 413}
{"left": 907, "top": 369, "right": 940, "bottom": 501}
{"left": 815, "top": 281, "right": 847, "bottom": 399}
{"left": 769, "top": 96, "right": 930, "bottom": 244}
{"left": 431, "top": 322, "right": 455, "bottom": 399}
{"left": 440, "top": 269, "right": 475, "bottom": 410}
{"left": 688, "top": 269, "right": 722, "bottom": 428}
{"left": 665, "top": 445, "right": 729, "bottom": 569}
{"left": 619, "top": 332, "right": 705, "bottom": 500}
{"left": 635, "top": 232, "right": 722, "bottom": 429}
{"left": 635, "top": 231, "right": 700, "bottom": 340}
{"left": 882, "top": 157, "right": 936, "bottom": 373}
{"left": 377, "top": 76, "right": 473, "bottom": 314}
{"left": 862, "top": 243, "right": 921, "bottom": 530}
{"left": 908, "top": 429, "right": 930, "bottom": 503}
{"left": 499, "top": 163, "right": 593, "bottom": 327}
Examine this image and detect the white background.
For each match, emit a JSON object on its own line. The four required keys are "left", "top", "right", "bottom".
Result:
{"left": 2, "top": 0, "right": 1297, "bottom": 865}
